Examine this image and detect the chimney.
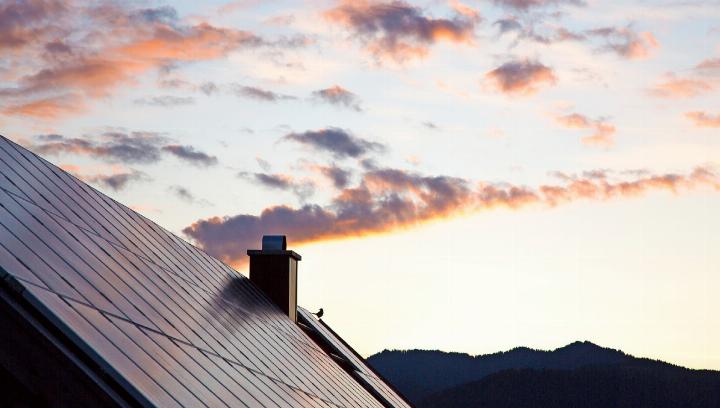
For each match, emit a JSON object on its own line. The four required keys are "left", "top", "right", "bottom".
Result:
{"left": 247, "top": 235, "right": 302, "bottom": 322}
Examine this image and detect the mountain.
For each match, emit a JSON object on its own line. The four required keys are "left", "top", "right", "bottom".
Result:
{"left": 366, "top": 341, "right": 720, "bottom": 407}
{"left": 418, "top": 365, "right": 720, "bottom": 408}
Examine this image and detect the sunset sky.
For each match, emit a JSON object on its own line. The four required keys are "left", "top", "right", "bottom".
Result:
{"left": 1, "top": 0, "right": 719, "bottom": 370}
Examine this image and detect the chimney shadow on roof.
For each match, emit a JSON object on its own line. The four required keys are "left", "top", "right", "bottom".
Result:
{"left": 203, "top": 274, "right": 266, "bottom": 334}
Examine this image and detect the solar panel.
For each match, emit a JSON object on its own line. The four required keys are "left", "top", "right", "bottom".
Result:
{"left": 298, "top": 308, "right": 413, "bottom": 408}
{"left": 0, "top": 135, "right": 394, "bottom": 407}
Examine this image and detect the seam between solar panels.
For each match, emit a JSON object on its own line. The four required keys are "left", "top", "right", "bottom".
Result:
{"left": 4, "top": 139, "right": 221, "bottom": 300}
{"left": 0, "top": 192, "right": 165, "bottom": 328}
{"left": 69, "top": 283, "right": 350, "bottom": 408}
{"left": 14, "top": 195, "right": 314, "bottom": 397}
{"left": 0, "top": 147, "right": 98, "bottom": 235}
{"left": 100, "top": 233, "right": 382, "bottom": 404}
{"left": 15, "top": 278, "right": 355, "bottom": 408}
{"left": 0, "top": 275, "right": 152, "bottom": 408}
{"left": 55, "top": 291, "right": 213, "bottom": 408}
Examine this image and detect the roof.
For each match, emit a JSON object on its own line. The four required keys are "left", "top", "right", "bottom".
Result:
{"left": 0, "top": 134, "right": 412, "bottom": 408}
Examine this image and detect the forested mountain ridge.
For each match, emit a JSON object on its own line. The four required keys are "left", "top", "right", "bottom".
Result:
{"left": 367, "top": 341, "right": 720, "bottom": 407}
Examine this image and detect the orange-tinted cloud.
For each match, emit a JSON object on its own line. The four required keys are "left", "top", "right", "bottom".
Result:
{"left": 312, "top": 85, "right": 363, "bottom": 111}
{"left": 325, "top": 0, "right": 478, "bottom": 63}
{"left": 695, "top": 58, "right": 720, "bottom": 74}
{"left": 685, "top": 111, "right": 720, "bottom": 128}
{"left": 556, "top": 113, "right": 615, "bottom": 147}
{"left": 60, "top": 163, "right": 148, "bottom": 191}
{"left": 648, "top": 75, "right": 713, "bottom": 98}
{"left": 183, "top": 166, "right": 719, "bottom": 266}
{"left": 486, "top": 59, "right": 556, "bottom": 95}
{"left": 0, "top": 0, "right": 67, "bottom": 52}
{"left": 587, "top": 26, "right": 658, "bottom": 60}
{"left": 2, "top": 94, "right": 85, "bottom": 119}
{"left": 0, "top": 2, "right": 305, "bottom": 120}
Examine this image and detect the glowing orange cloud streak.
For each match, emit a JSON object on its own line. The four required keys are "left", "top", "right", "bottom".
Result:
{"left": 0, "top": 2, "right": 298, "bottom": 120}
{"left": 183, "top": 166, "right": 719, "bottom": 267}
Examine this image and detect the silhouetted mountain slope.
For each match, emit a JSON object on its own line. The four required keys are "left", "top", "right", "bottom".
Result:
{"left": 418, "top": 365, "right": 720, "bottom": 408}
{"left": 367, "top": 341, "right": 717, "bottom": 405}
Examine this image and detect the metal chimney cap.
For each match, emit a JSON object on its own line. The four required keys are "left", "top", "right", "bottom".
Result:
{"left": 247, "top": 235, "right": 301, "bottom": 260}
{"left": 262, "top": 235, "right": 286, "bottom": 251}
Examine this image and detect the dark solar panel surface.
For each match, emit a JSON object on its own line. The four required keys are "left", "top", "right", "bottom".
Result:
{"left": 298, "top": 308, "right": 412, "bottom": 408}
{"left": 0, "top": 135, "right": 391, "bottom": 408}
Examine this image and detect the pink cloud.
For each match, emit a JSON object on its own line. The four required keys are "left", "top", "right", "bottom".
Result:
{"left": 0, "top": 1, "right": 304, "bottom": 120}
{"left": 648, "top": 74, "right": 714, "bottom": 98}
{"left": 486, "top": 59, "right": 557, "bottom": 95}
{"left": 686, "top": 111, "right": 720, "bottom": 128}
{"left": 556, "top": 113, "right": 616, "bottom": 147}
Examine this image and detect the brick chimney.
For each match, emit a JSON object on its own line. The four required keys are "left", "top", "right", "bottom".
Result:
{"left": 247, "top": 235, "right": 301, "bottom": 322}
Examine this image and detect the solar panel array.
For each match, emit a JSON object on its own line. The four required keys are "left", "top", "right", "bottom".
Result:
{"left": 298, "top": 308, "right": 411, "bottom": 408}
{"left": 0, "top": 135, "right": 393, "bottom": 407}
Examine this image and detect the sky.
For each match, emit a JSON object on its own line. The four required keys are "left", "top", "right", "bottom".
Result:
{"left": 1, "top": 0, "right": 719, "bottom": 370}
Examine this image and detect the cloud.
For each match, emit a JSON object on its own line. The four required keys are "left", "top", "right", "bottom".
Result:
{"left": 494, "top": 17, "right": 523, "bottom": 35}
{"left": 695, "top": 58, "right": 720, "bottom": 75}
{"left": 587, "top": 26, "right": 658, "bottom": 59}
{"left": 648, "top": 75, "right": 714, "bottom": 98}
{"left": 86, "top": 170, "right": 148, "bottom": 191}
{"left": 491, "top": 0, "right": 585, "bottom": 11}
{"left": 486, "top": 59, "right": 556, "bottom": 95}
{"left": 0, "top": 2, "right": 306, "bottom": 120}
{"left": 133, "top": 95, "right": 195, "bottom": 107}
{"left": 161, "top": 145, "right": 219, "bottom": 166}
{"left": 2, "top": 94, "right": 85, "bottom": 119}
{"left": 31, "top": 132, "right": 168, "bottom": 164}
{"left": 312, "top": 85, "right": 363, "bottom": 111}
{"left": 61, "top": 164, "right": 148, "bottom": 191}
{"left": 169, "top": 185, "right": 195, "bottom": 202}
{"left": 240, "top": 172, "right": 316, "bottom": 201}
{"left": 183, "top": 165, "right": 719, "bottom": 266}
{"left": 284, "top": 128, "right": 385, "bottom": 159}
{"left": 246, "top": 172, "right": 293, "bottom": 189}
{"left": 316, "top": 165, "right": 353, "bottom": 188}
{"left": 556, "top": 113, "right": 616, "bottom": 147}
{"left": 490, "top": 20, "right": 655, "bottom": 61}
{"left": 493, "top": 18, "right": 586, "bottom": 44}
{"left": 29, "top": 132, "right": 218, "bottom": 166}
{"left": 685, "top": 111, "right": 720, "bottom": 128}
{"left": 168, "top": 185, "right": 212, "bottom": 206}
{"left": 199, "top": 82, "right": 220, "bottom": 95}
{"left": 232, "top": 84, "right": 297, "bottom": 102}
{"left": 256, "top": 157, "right": 272, "bottom": 172}
{"left": 325, "top": 0, "right": 478, "bottom": 62}
{"left": 0, "top": 1, "right": 66, "bottom": 51}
